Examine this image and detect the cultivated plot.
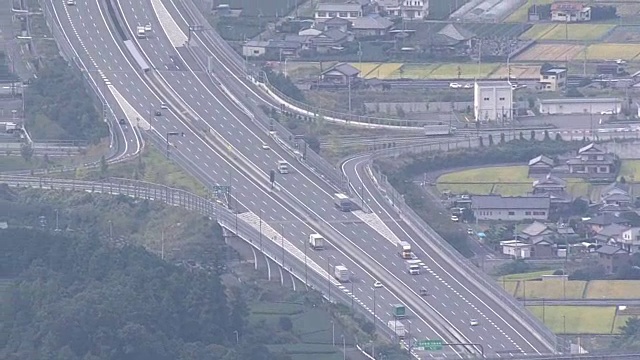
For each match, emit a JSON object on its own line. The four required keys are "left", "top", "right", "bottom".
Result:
{"left": 584, "top": 43, "right": 640, "bottom": 60}
{"left": 515, "top": 43, "right": 586, "bottom": 61}
{"left": 527, "top": 305, "right": 616, "bottom": 334}
{"left": 521, "top": 24, "right": 615, "bottom": 41}
{"left": 490, "top": 65, "right": 541, "bottom": 79}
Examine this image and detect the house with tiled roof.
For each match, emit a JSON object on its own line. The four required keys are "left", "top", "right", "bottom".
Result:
{"left": 551, "top": 2, "right": 591, "bottom": 22}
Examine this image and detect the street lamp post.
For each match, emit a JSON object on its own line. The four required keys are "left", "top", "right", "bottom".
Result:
{"left": 54, "top": 209, "right": 59, "bottom": 231}
{"left": 259, "top": 209, "right": 263, "bottom": 251}
{"left": 233, "top": 330, "right": 239, "bottom": 344}
{"left": 341, "top": 334, "right": 346, "bottom": 360}
{"left": 281, "top": 224, "right": 285, "bottom": 270}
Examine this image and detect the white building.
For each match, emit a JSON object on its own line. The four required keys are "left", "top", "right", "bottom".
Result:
{"left": 500, "top": 240, "right": 532, "bottom": 259}
{"left": 314, "top": 3, "right": 363, "bottom": 21}
{"left": 377, "top": 0, "right": 429, "bottom": 20}
{"left": 538, "top": 98, "right": 622, "bottom": 115}
{"left": 620, "top": 227, "right": 640, "bottom": 253}
{"left": 474, "top": 81, "right": 513, "bottom": 122}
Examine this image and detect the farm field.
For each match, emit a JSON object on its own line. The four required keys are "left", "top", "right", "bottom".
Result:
{"left": 515, "top": 43, "right": 585, "bottom": 61}
{"left": 386, "top": 64, "right": 440, "bottom": 79}
{"left": 619, "top": 159, "right": 640, "bottom": 180}
{"left": 514, "top": 279, "right": 587, "bottom": 300}
{"left": 520, "top": 24, "right": 615, "bottom": 41}
{"left": 350, "top": 62, "right": 379, "bottom": 77}
{"left": 490, "top": 65, "right": 541, "bottom": 79}
{"left": 584, "top": 43, "right": 640, "bottom": 60}
{"left": 606, "top": 25, "right": 640, "bottom": 43}
{"left": 527, "top": 306, "right": 616, "bottom": 334}
{"left": 364, "top": 63, "right": 403, "bottom": 79}
{"left": 586, "top": 280, "right": 640, "bottom": 299}
{"left": 426, "top": 63, "right": 499, "bottom": 79}
{"left": 436, "top": 165, "right": 589, "bottom": 197}
{"left": 506, "top": 0, "right": 640, "bottom": 22}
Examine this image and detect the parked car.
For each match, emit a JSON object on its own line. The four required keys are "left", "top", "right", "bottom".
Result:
{"left": 449, "top": 82, "right": 462, "bottom": 89}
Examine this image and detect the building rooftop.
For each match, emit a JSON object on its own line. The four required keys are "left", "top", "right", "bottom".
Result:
{"left": 475, "top": 81, "right": 513, "bottom": 88}
{"left": 472, "top": 195, "right": 550, "bottom": 210}
{"left": 529, "top": 155, "right": 554, "bottom": 167}
{"left": 351, "top": 15, "right": 393, "bottom": 30}
{"left": 596, "top": 244, "right": 627, "bottom": 255}
{"left": 541, "top": 67, "right": 567, "bottom": 75}
{"left": 322, "top": 62, "right": 360, "bottom": 77}
{"left": 316, "top": 3, "right": 363, "bottom": 12}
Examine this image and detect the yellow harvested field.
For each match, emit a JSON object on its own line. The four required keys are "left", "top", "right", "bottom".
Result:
{"left": 428, "top": 63, "right": 498, "bottom": 79}
{"left": 515, "top": 280, "right": 586, "bottom": 300}
{"left": 515, "top": 43, "right": 585, "bottom": 61}
{"left": 619, "top": 159, "right": 640, "bottom": 180}
{"left": 349, "top": 62, "right": 380, "bottom": 77}
{"left": 387, "top": 64, "right": 440, "bottom": 79}
{"left": 499, "top": 281, "right": 519, "bottom": 296}
{"left": 365, "top": 63, "right": 403, "bottom": 79}
{"left": 585, "top": 280, "right": 640, "bottom": 299}
{"left": 584, "top": 44, "right": 640, "bottom": 60}
{"left": 490, "top": 65, "right": 541, "bottom": 79}
{"left": 521, "top": 24, "right": 614, "bottom": 41}
{"left": 507, "top": 0, "right": 553, "bottom": 22}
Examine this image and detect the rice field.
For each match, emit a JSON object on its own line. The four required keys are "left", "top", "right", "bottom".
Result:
{"left": 490, "top": 65, "right": 541, "bottom": 79}
{"left": 366, "top": 63, "right": 403, "bottom": 79}
{"left": 515, "top": 43, "right": 586, "bottom": 61}
{"left": 427, "top": 63, "right": 499, "bottom": 79}
{"left": 387, "top": 64, "right": 440, "bottom": 79}
{"left": 349, "top": 62, "right": 380, "bottom": 77}
{"left": 520, "top": 24, "right": 615, "bottom": 41}
{"left": 584, "top": 44, "right": 640, "bottom": 60}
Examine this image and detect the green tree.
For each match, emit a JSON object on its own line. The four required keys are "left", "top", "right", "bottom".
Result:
{"left": 519, "top": 131, "right": 524, "bottom": 141}
{"left": 488, "top": 134, "right": 494, "bottom": 146}
{"left": 20, "top": 143, "right": 33, "bottom": 162}
{"left": 500, "top": 133, "right": 505, "bottom": 144}
{"left": 100, "top": 155, "right": 108, "bottom": 176}
{"left": 555, "top": 132, "right": 563, "bottom": 141}
{"left": 278, "top": 316, "right": 293, "bottom": 332}
{"left": 544, "top": 130, "right": 551, "bottom": 141}
{"left": 530, "top": 130, "right": 536, "bottom": 141}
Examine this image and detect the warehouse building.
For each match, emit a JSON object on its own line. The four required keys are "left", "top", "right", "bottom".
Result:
{"left": 539, "top": 98, "right": 622, "bottom": 115}
{"left": 474, "top": 81, "right": 513, "bottom": 122}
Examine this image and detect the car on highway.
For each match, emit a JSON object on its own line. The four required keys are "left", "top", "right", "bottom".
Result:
{"left": 600, "top": 109, "right": 615, "bottom": 115}
{"left": 463, "top": 83, "right": 473, "bottom": 89}
{"left": 450, "top": 215, "right": 459, "bottom": 222}
{"left": 419, "top": 287, "right": 428, "bottom": 296}
{"left": 160, "top": 102, "right": 168, "bottom": 109}
{"left": 470, "top": 319, "right": 480, "bottom": 326}
{"left": 373, "top": 280, "right": 383, "bottom": 288}
{"left": 66, "top": 0, "right": 76, "bottom": 5}
{"left": 262, "top": 143, "right": 270, "bottom": 150}
{"left": 467, "top": 228, "right": 474, "bottom": 235}
{"left": 154, "top": 110, "right": 162, "bottom": 116}
{"left": 118, "top": 118, "right": 126, "bottom": 125}
{"left": 449, "top": 82, "right": 462, "bottom": 89}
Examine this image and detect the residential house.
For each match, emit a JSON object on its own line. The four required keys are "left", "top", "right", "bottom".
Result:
{"left": 551, "top": 2, "right": 591, "bottom": 22}
{"left": 299, "top": 28, "right": 323, "bottom": 37}
{"left": 528, "top": 155, "right": 554, "bottom": 177}
{"left": 600, "top": 182, "right": 632, "bottom": 206}
{"left": 596, "top": 244, "right": 629, "bottom": 274}
{"left": 500, "top": 240, "right": 531, "bottom": 259}
{"left": 620, "top": 227, "right": 640, "bottom": 253}
{"left": 518, "top": 222, "right": 556, "bottom": 258}
{"left": 315, "top": 3, "right": 363, "bottom": 21}
{"left": 520, "top": 221, "right": 552, "bottom": 238}
{"left": 585, "top": 213, "right": 628, "bottom": 234}
{"left": 531, "top": 237, "right": 555, "bottom": 258}
{"left": 242, "top": 40, "right": 270, "bottom": 58}
{"left": 532, "top": 174, "right": 566, "bottom": 195}
{"left": 350, "top": 15, "right": 394, "bottom": 38}
{"left": 320, "top": 62, "right": 360, "bottom": 86}
{"left": 593, "top": 223, "right": 629, "bottom": 244}
{"left": 311, "top": 29, "right": 352, "bottom": 53}
{"left": 437, "top": 23, "right": 475, "bottom": 47}
{"left": 377, "top": 0, "right": 429, "bottom": 20}
{"left": 471, "top": 195, "right": 551, "bottom": 221}
{"left": 318, "top": 17, "right": 352, "bottom": 32}
{"left": 540, "top": 67, "right": 567, "bottom": 92}
{"left": 566, "top": 143, "right": 617, "bottom": 177}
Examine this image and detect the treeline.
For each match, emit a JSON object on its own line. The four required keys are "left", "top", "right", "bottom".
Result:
{"left": 25, "top": 57, "right": 107, "bottom": 143}
{"left": 374, "top": 137, "right": 584, "bottom": 256}
{"left": 262, "top": 67, "right": 305, "bottom": 102}
{"left": 0, "top": 227, "right": 289, "bottom": 360}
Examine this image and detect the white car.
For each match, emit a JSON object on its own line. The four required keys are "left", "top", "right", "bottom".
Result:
{"left": 600, "top": 109, "right": 615, "bottom": 115}
{"left": 373, "top": 280, "right": 383, "bottom": 288}
{"left": 470, "top": 319, "right": 480, "bottom": 326}
{"left": 261, "top": 143, "right": 270, "bottom": 150}
{"left": 66, "top": 0, "right": 76, "bottom": 5}
{"left": 160, "top": 102, "right": 168, "bottom": 109}
{"left": 451, "top": 215, "right": 459, "bottom": 222}
{"left": 463, "top": 83, "right": 473, "bottom": 89}
{"left": 449, "top": 82, "right": 462, "bottom": 89}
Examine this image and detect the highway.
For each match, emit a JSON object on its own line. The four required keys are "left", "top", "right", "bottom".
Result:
{"left": 51, "top": 1, "right": 463, "bottom": 358}
{"left": 50, "top": 0, "right": 558, "bottom": 357}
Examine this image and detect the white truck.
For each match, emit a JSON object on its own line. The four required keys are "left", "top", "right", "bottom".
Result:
{"left": 277, "top": 160, "right": 289, "bottom": 174}
{"left": 424, "top": 124, "right": 456, "bottom": 136}
{"left": 398, "top": 241, "right": 412, "bottom": 259}
{"left": 406, "top": 259, "right": 421, "bottom": 275}
{"left": 334, "top": 265, "right": 349, "bottom": 282}
{"left": 136, "top": 26, "right": 146, "bottom": 39}
{"left": 387, "top": 320, "right": 406, "bottom": 338}
{"left": 309, "top": 233, "right": 324, "bottom": 250}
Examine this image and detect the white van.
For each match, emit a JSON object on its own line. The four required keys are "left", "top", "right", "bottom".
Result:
{"left": 277, "top": 160, "right": 289, "bottom": 174}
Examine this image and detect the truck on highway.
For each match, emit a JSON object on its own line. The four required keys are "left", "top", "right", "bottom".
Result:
{"left": 333, "top": 193, "right": 352, "bottom": 212}
{"left": 424, "top": 124, "right": 456, "bottom": 136}
{"left": 406, "top": 259, "right": 421, "bottom": 275}
{"left": 309, "top": 233, "right": 324, "bottom": 250}
{"left": 387, "top": 320, "right": 406, "bottom": 338}
{"left": 398, "top": 241, "right": 412, "bottom": 259}
{"left": 277, "top": 160, "right": 289, "bottom": 174}
{"left": 391, "top": 304, "right": 406, "bottom": 318}
{"left": 136, "top": 26, "right": 146, "bottom": 39}
{"left": 334, "top": 265, "right": 349, "bottom": 282}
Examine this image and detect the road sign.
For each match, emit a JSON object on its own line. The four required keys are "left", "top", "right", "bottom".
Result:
{"left": 416, "top": 339, "right": 443, "bottom": 351}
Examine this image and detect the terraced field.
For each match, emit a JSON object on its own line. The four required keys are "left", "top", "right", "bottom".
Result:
{"left": 515, "top": 43, "right": 586, "bottom": 61}
{"left": 490, "top": 65, "right": 541, "bottom": 79}
{"left": 386, "top": 64, "right": 440, "bottom": 79}
{"left": 521, "top": 24, "right": 615, "bottom": 41}
{"left": 584, "top": 43, "right": 640, "bottom": 60}
{"left": 427, "top": 63, "right": 499, "bottom": 79}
